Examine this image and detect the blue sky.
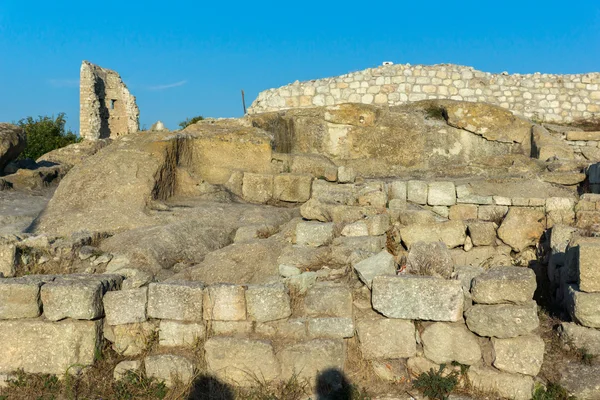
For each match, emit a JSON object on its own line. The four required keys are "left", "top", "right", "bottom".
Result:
{"left": 0, "top": 0, "right": 599, "bottom": 134}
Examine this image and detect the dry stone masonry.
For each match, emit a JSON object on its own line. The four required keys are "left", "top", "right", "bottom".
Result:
{"left": 80, "top": 61, "right": 139, "bottom": 140}
{"left": 249, "top": 63, "right": 600, "bottom": 124}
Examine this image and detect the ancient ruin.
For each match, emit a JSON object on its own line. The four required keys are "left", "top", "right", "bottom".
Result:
{"left": 79, "top": 61, "right": 139, "bottom": 140}
{"left": 1, "top": 63, "right": 600, "bottom": 399}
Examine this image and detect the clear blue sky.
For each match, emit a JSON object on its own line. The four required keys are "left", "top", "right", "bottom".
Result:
{"left": 0, "top": 0, "right": 599, "bottom": 134}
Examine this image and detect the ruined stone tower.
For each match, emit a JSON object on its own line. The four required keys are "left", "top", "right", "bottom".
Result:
{"left": 79, "top": 61, "right": 140, "bottom": 140}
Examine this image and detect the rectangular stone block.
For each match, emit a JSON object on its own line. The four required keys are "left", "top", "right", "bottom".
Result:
{"left": 372, "top": 275, "right": 463, "bottom": 321}
{"left": 145, "top": 354, "right": 195, "bottom": 387}
{"left": 158, "top": 320, "right": 206, "bottom": 347}
{"left": 467, "top": 365, "right": 534, "bottom": 400}
{"left": 471, "top": 266, "right": 536, "bottom": 304}
{"left": 307, "top": 317, "right": 354, "bottom": 339}
{"left": 449, "top": 204, "right": 478, "bottom": 221}
{"left": 407, "top": 180, "right": 428, "bottom": 205}
{"left": 566, "top": 285, "right": 600, "bottom": 328}
{"left": 492, "top": 335, "right": 545, "bottom": 376}
{"left": 578, "top": 241, "right": 600, "bottom": 293}
{"left": 0, "top": 243, "right": 16, "bottom": 278}
{"left": 427, "top": 181, "right": 456, "bottom": 206}
{"left": 203, "top": 284, "right": 246, "bottom": 321}
{"left": 388, "top": 180, "right": 407, "bottom": 201}
{"left": 560, "top": 322, "right": 600, "bottom": 355}
{"left": 242, "top": 173, "right": 273, "bottom": 203}
{"left": 567, "top": 131, "right": 600, "bottom": 141}
{"left": 41, "top": 279, "right": 104, "bottom": 321}
{"left": 0, "top": 277, "right": 46, "bottom": 319}
{"left": 273, "top": 174, "right": 312, "bottom": 203}
{"left": 103, "top": 287, "right": 148, "bottom": 325}
{"left": 109, "top": 321, "right": 157, "bottom": 356}
{"left": 278, "top": 339, "right": 344, "bottom": 382}
{"left": 295, "top": 221, "right": 335, "bottom": 247}
{"left": 245, "top": 284, "right": 291, "bottom": 322}
{"left": 147, "top": 281, "right": 204, "bottom": 321}
{"left": 0, "top": 319, "right": 101, "bottom": 374}
{"left": 356, "top": 318, "right": 416, "bottom": 359}
{"left": 255, "top": 319, "right": 307, "bottom": 340}
{"left": 465, "top": 301, "right": 539, "bottom": 338}
{"left": 304, "top": 283, "right": 353, "bottom": 317}
{"left": 211, "top": 320, "right": 253, "bottom": 336}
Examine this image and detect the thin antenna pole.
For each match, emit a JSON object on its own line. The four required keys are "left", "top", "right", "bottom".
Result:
{"left": 241, "top": 90, "right": 247, "bottom": 115}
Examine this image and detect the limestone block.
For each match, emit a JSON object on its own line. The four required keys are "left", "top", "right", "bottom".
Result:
{"left": 407, "top": 180, "right": 428, "bottom": 205}
{"left": 255, "top": 318, "right": 307, "bottom": 340}
{"left": 337, "top": 166, "right": 356, "bottom": 183}
{"left": 477, "top": 205, "right": 508, "bottom": 221}
{"left": 211, "top": 321, "right": 253, "bottom": 336}
{"left": 388, "top": 180, "right": 407, "bottom": 201}
{"left": 467, "top": 221, "right": 497, "bottom": 246}
{"left": 406, "top": 241, "right": 454, "bottom": 279}
{"left": 203, "top": 284, "right": 246, "bottom": 321}
{"left": 566, "top": 285, "right": 600, "bottom": 328}
{"left": 300, "top": 199, "right": 380, "bottom": 224}
{"left": 372, "top": 275, "right": 463, "bottom": 321}
{"left": 467, "top": 365, "right": 534, "bottom": 400}
{"left": 0, "top": 319, "right": 101, "bottom": 375}
{"left": 304, "top": 283, "right": 352, "bottom": 317}
{"left": 111, "top": 321, "right": 157, "bottom": 356}
{"left": 356, "top": 318, "right": 416, "bottom": 359}
{"left": 234, "top": 224, "right": 276, "bottom": 243}
{"left": 0, "top": 243, "right": 16, "bottom": 278}
{"left": 205, "top": 337, "right": 280, "bottom": 386}
{"left": 400, "top": 220, "right": 466, "bottom": 249}
{"left": 245, "top": 283, "right": 291, "bottom": 322}
{"left": 114, "top": 360, "right": 141, "bottom": 380}
{"left": 546, "top": 197, "right": 575, "bottom": 212}
{"left": 492, "top": 335, "right": 545, "bottom": 376}
{"left": 0, "top": 276, "right": 45, "bottom": 319}
{"left": 159, "top": 320, "right": 206, "bottom": 347}
{"left": 41, "top": 279, "right": 104, "bottom": 321}
{"left": 341, "top": 221, "right": 369, "bottom": 237}
{"left": 311, "top": 180, "right": 357, "bottom": 205}
{"left": 307, "top": 317, "right": 354, "bottom": 338}
{"left": 273, "top": 174, "right": 312, "bottom": 203}
{"left": 366, "top": 214, "right": 390, "bottom": 236}
{"left": 471, "top": 267, "right": 536, "bottom": 304}
{"left": 145, "top": 354, "right": 195, "bottom": 387}
{"left": 357, "top": 182, "right": 387, "bottom": 208}
{"left": 560, "top": 322, "right": 600, "bottom": 355}
{"left": 449, "top": 204, "right": 478, "bottom": 220}
{"left": 428, "top": 181, "right": 456, "bottom": 206}
{"left": 559, "top": 363, "right": 600, "bottom": 400}
{"left": 279, "top": 264, "right": 301, "bottom": 277}
{"left": 103, "top": 287, "right": 147, "bottom": 325}
{"left": 465, "top": 301, "right": 539, "bottom": 338}
{"left": 147, "top": 281, "right": 204, "bottom": 321}
{"left": 578, "top": 241, "right": 600, "bottom": 293}
{"left": 118, "top": 268, "right": 153, "bottom": 290}
{"left": 287, "top": 272, "right": 318, "bottom": 294}
{"left": 421, "top": 322, "right": 482, "bottom": 365}
{"left": 295, "top": 221, "right": 335, "bottom": 247}
{"left": 278, "top": 339, "right": 345, "bottom": 382}
{"left": 242, "top": 173, "right": 273, "bottom": 203}
{"left": 353, "top": 250, "right": 396, "bottom": 288}
{"left": 498, "top": 207, "right": 545, "bottom": 252}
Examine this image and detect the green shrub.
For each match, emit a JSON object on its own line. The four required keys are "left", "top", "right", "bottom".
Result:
{"left": 16, "top": 113, "right": 79, "bottom": 160}
{"left": 532, "top": 383, "right": 575, "bottom": 400}
{"left": 178, "top": 116, "right": 204, "bottom": 129}
{"left": 412, "top": 364, "right": 458, "bottom": 400}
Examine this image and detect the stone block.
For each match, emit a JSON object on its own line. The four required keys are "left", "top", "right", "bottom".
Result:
{"left": 356, "top": 318, "right": 416, "bottom": 359}
{"left": 278, "top": 339, "right": 344, "bottom": 382}
{"left": 234, "top": 224, "right": 276, "bottom": 243}
{"left": 0, "top": 243, "right": 16, "bottom": 278}
{"left": 448, "top": 204, "right": 478, "bottom": 220}
{"left": 566, "top": 285, "right": 600, "bottom": 328}
{"left": 203, "top": 284, "right": 246, "bottom": 321}
{"left": 304, "top": 284, "right": 352, "bottom": 317}
{"left": 147, "top": 281, "right": 204, "bottom": 321}
{"left": 421, "top": 322, "right": 482, "bottom": 365}
{"left": 245, "top": 283, "right": 291, "bottom": 322}
{"left": 406, "top": 241, "right": 454, "bottom": 279}
{"left": 492, "top": 335, "right": 545, "bottom": 376}
{"left": 103, "top": 287, "right": 147, "bottom": 325}
{"left": 159, "top": 320, "right": 206, "bottom": 347}
{"left": 467, "top": 221, "right": 497, "bottom": 246}
{"left": 295, "top": 221, "right": 335, "bottom": 247}
{"left": 467, "top": 365, "right": 534, "bottom": 400}
{"left": 560, "top": 322, "right": 600, "bottom": 355}
{"left": 255, "top": 319, "right": 307, "bottom": 340}
{"left": 546, "top": 197, "right": 575, "bottom": 212}
{"left": 337, "top": 166, "right": 356, "bottom": 183}
{"left": 478, "top": 205, "right": 508, "bottom": 221}
{"left": 372, "top": 275, "right": 463, "bottom": 322}
{"left": 341, "top": 221, "right": 369, "bottom": 237}
{"left": 145, "top": 354, "right": 195, "bottom": 387}
{"left": 465, "top": 301, "right": 539, "bottom": 338}
{"left": 113, "top": 360, "right": 141, "bottom": 380}
{"left": 273, "top": 173, "right": 312, "bottom": 202}
{"left": 0, "top": 277, "right": 45, "bottom": 319}
{"left": 0, "top": 319, "right": 101, "bottom": 374}
{"left": 366, "top": 214, "right": 390, "bottom": 236}
{"left": 110, "top": 321, "right": 157, "bottom": 356}
{"left": 471, "top": 267, "right": 536, "bottom": 304}
{"left": 310, "top": 180, "right": 357, "bottom": 205}
{"left": 41, "top": 279, "right": 104, "bottom": 321}
{"left": 388, "top": 180, "right": 407, "bottom": 201}
{"left": 578, "top": 241, "right": 600, "bottom": 293}
{"left": 353, "top": 250, "right": 396, "bottom": 289}
{"left": 307, "top": 317, "right": 354, "bottom": 338}
{"left": 407, "top": 180, "right": 428, "bottom": 205}
{"left": 427, "top": 181, "right": 456, "bottom": 206}
{"left": 205, "top": 337, "right": 280, "bottom": 386}
{"left": 242, "top": 173, "right": 273, "bottom": 203}
{"left": 211, "top": 321, "right": 253, "bottom": 336}
{"left": 559, "top": 363, "right": 600, "bottom": 400}
{"left": 358, "top": 181, "right": 387, "bottom": 208}
{"left": 400, "top": 220, "right": 466, "bottom": 249}
{"left": 498, "top": 207, "right": 545, "bottom": 252}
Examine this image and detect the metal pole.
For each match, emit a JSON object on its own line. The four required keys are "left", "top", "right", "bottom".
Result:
{"left": 241, "top": 90, "right": 247, "bottom": 115}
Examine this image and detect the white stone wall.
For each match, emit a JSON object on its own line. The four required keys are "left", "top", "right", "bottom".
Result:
{"left": 248, "top": 63, "right": 600, "bottom": 124}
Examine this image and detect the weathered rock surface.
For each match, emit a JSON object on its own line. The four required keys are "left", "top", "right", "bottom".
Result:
{"left": 401, "top": 220, "right": 466, "bottom": 249}
{"left": 145, "top": 354, "right": 195, "bottom": 387}
{"left": 560, "top": 322, "right": 600, "bottom": 355}
{"left": 356, "top": 318, "right": 416, "bottom": 359}
{"left": 0, "top": 277, "right": 43, "bottom": 319}
{"left": 0, "top": 123, "right": 26, "bottom": 171}
{"left": 559, "top": 363, "right": 600, "bottom": 400}
{"left": 278, "top": 339, "right": 344, "bottom": 382}
{"left": 566, "top": 285, "right": 600, "bottom": 328}
{"left": 465, "top": 301, "right": 539, "bottom": 338}
{"left": 492, "top": 335, "right": 545, "bottom": 376}
{"left": 421, "top": 322, "right": 482, "bottom": 365}
{"left": 353, "top": 250, "right": 396, "bottom": 288}
{"left": 471, "top": 267, "right": 536, "bottom": 304}
{"left": 406, "top": 241, "right": 454, "bottom": 278}
{"left": 467, "top": 364, "right": 534, "bottom": 400}
{"left": 497, "top": 207, "right": 545, "bottom": 252}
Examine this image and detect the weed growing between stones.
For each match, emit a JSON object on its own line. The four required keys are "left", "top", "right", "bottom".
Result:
{"left": 412, "top": 364, "right": 458, "bottom": 400}
{"left": 532, "top": 382, "right": 576, "bottom": 400}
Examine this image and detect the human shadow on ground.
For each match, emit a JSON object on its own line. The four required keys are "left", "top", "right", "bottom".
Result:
{"left": 187, "top": 374, "right": 235, "bottom": 400}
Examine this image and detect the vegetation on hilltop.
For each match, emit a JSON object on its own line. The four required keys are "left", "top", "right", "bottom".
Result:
{"left": 16, "top": 113, "right": 79, "bottom": 160}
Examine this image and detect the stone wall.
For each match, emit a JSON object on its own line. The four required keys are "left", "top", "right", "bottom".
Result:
{"left": 80, "top": 61, "right": 139, "bottom": 140}
{"left": 248, "top": 63, "right": 600, "bottom": 124}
